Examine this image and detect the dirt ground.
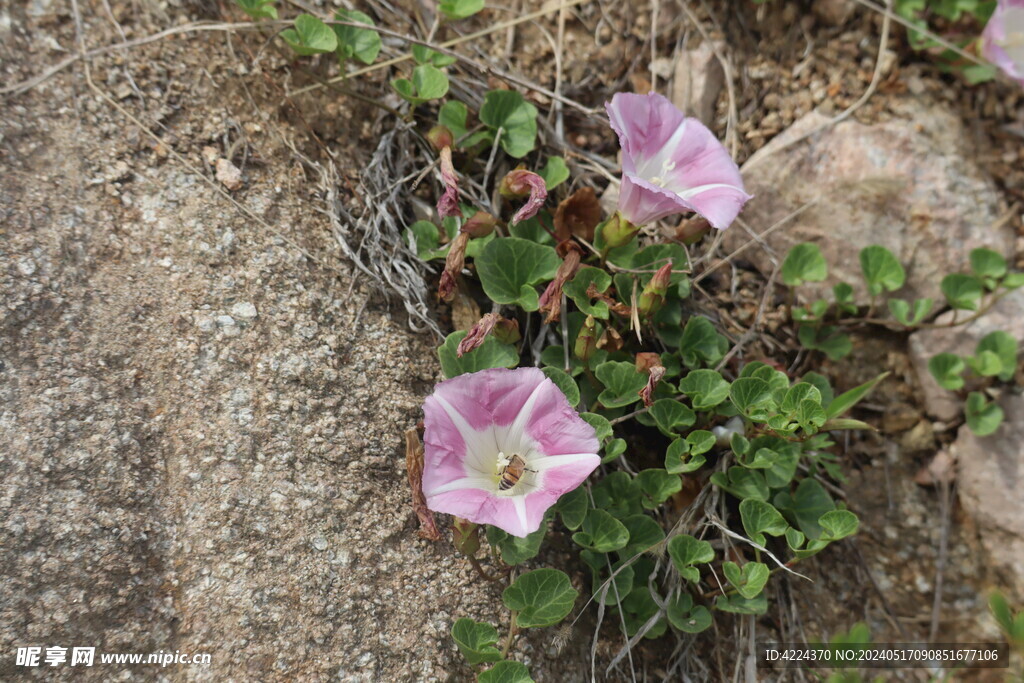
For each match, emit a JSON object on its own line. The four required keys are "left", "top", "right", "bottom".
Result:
{"left": 1, "top": 0, "right": 1022, "bottom": 680}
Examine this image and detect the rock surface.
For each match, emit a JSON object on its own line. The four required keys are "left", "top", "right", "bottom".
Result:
{"left": 671, "top": 41, "right": 724, "bottom": 125}
{"left": 907, "top": 289, "right": 1024, "bottom": 420}
{"left": 730, "top": 99, "right": 1014, "bottom": 304}
{"left": 953, "top": 394, "right": 1024, "bottom": 601}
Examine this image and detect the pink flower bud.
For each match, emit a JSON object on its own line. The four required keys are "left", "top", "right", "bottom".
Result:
{"left": 452, "top": 517, "right": 480, "bottom": 556}
{"left": 426, "top": 125, "right": 455, "bottom": 151}
{"left": 638, "top": 261, "right": 672, "bottom": 317}
{"left": 457, "top": 313, "right": 521, "bottom": 357}
{"left": 438, "top": 231, "right": 470, "bottom": 302}
{"left": 538, "top": 243, "right": 582, "bottom": 324}
{"left": 499, "top": 169, "right": 547, "bottom": 225}
{"left": 461, "top": 210, "right": 497, "bottom": 239}
{"left": 437, "top": 146, "right": 462, "bottom": 220}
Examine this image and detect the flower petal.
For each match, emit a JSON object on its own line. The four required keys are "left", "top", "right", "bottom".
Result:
{"left": 983, "top": 1, "right": 1024, "bottom": 84}
{"left": 606, "top": 92, "right": 686, "bottom": 172}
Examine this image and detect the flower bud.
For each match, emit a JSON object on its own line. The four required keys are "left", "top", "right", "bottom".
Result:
{"left": 601, "top": 211, "right": 639, "bottom": 249}
{"left": 538, "top": 242, "right": 582, "bottom": 324}
{"left": 461, "top": 210, "right": 497, "bottom": 239}
{"left": 438, "top": 231, "right": 470, "bottom": 302}
{"left": 638, "top": 261, "right": 672, "bottom": 318}
{"left": 457, "top": 313, "right": 521, "bottom": 357}
{"left": 452, "top": 517, "right": 480, "bottom": 556}
{"left": 637, "top": 357, "right": 666, "bottom": 407}
{"left": 437, "top": 146, "right": 462, "bottom": 220}
{"left": 574, "top": 315, "right": 601, "bottom": 363}
{"left": 426, "top": 125, "right": 454, "bottom": 151}
{"left": 499, "top": 169, "right": 547, "bottom": 225}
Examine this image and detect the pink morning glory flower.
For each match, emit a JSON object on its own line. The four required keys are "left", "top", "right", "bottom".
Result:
{"left": 606, "top": 92, "right": 750, "bottom": 229}
{"left": 422, "top": 367, "right": 600, "bottom": 538}
{"left": 982, "top": 0, "right": 1024, "bottom": 85}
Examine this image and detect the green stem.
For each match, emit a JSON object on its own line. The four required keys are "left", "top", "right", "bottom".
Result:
{"left": 500, "top": 611, "right": 519, "bottom": 659}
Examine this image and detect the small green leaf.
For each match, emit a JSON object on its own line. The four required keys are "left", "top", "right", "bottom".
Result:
{"left": 887, "top": 297, "right": 933, "bottom": 326}
{"left": 437, "top": 331, "right": 518, "bottom": 378}
{"left": 542, "top": 367, "right": 580, "bottom": 407}
{"left": 941, "top": 273, "right": 984, "bottom": 311}
{"left": 539, "top": 156, "right": 570, "bottom": 190}
{"left": 969, "top": 349, "right": 1003, "bottom": 377}
{"left": 687, "top": 430, "right": 716, "bottom": 455}
{"left": 723, "top": 561, "right": 770, "bottom": 599}
{"left": 564, "top": 267, "right": 612, "bottom": 318}
{"left": 391, "top": 64, "right": 450, "bottom": 104}
{"left": 710, "top": 467, "right": 769, "bottom": 501}
{"left": 636, "top": 469, "right": 682, "bottom": 509}
{"left": 928, "top": 353, "right": 965, "bottom": 390}
{"left": 602, "top": 438, "right": 627, "bottom": 464}
{"left": 649, "top": 399, "right": 696, "bottom": 437}
{"left": 451, "top": 618, "right": 501, "bottom": 665}
{"left": 818, "top": 510, "right": 859, "bottom": 540}
{"left": 404, "top": 220, "right": 445, "bottom": 260}
{"left": 730, "top": 377, "right": 774, "bottom": 417}
{"left": 826, "top": 371, "right": 889, "bottom": 419}
{"left": 715, "top": 592, "right": 768, "bottom": 615}
{"left": 236, "top": 0, "right": 277, "bottom": 20}
{"left": 594, "top": 361, "right": 648, "bottom": 408}
{"left": 479, "top": 90, "right": 538, "bottom": 158}
{"left": 438, "top": 101, "right": 470, "bottom": 140}
{"left": 281, "top": 14, "right": 338, "bottom": 56}
{"left": 781, "top": 242, "right": 828, "bottom": 286}
{"left": 486, "top": 524, "right": 546, "bottom": 565}
{"left": 665, "top": 438, "right": 706, "bottom": 474}
{"left": 580, "top": 412, "right": 612, "bottom": 442}
{"left": 555, "top": 486, "right": 588, "bottom": 531}
{"left": 502, "top": 569, "right": 578, "bottom": 628}
{"left": 965, "top": 392, "right": 1003, "bottom": 436}
{"left": 679, "top": 369, "right": 731, "bottom": 410}
{"left": 439, "top": 0, "right": 485, "bottom": 20}
{"left": 333, "top": 9, "right": 381, "bottom": 65}
{"left": 667, "top": 593, "right": 712, "bottom": 633}
{"left": 410, "top": 43, "right": 456, "bottom": 67}
{"left": 573, "top": 509, "right": 629, "bottom": 552}
{"left": 781, "top": 383, "right": 822, "bottom": 414}
{"left": 773, "top": 478, "right": 835, "bottom": 539}
{"left": 679, "top": 316, "right": 726, "bottom": 368}
{"left": 478, "top": 660, "right": 535, "bottom": 683}
{"left": 975, "top": 331, "right": 1018, "bottom": 382}
{"left": 667, "top": 534, "right": 714, "bottom": 583}
{"left": 475, "top": 237, "right": 561, "bottom": 311}
{"left": 859, "top": 245, "right": 905, "bottom": 295}
{"left": 739, "top": 499, "right": 789, "bottom": 547}
{"left": 620, "top": 514, "right": 666, "bottom": 556}
{"left": 798, "top": 324, "right": 852, "bottom": 360}
{"left": 970, "top": 247, "right": 1007, "bottom": 280}
{"left": 1003, "top": 272, "right": 1024, "bottom": 289}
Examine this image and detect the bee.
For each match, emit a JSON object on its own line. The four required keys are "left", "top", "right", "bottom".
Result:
{"left": 497, "top": 453, "right": 534, "bottom": 491}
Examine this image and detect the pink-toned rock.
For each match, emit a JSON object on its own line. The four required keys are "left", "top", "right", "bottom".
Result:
{"left": 215, "top": 158, "right": 243, "bottom": 191}
{"left": 671, "top": 41, "right": 724, "bottom": 125}
{"left": 908, "top": 289, "right": 1024, "bottom": 420}
{"left": 953, "top": 393, "right": 1024, "bottom": 601}
{"left": 730, "top": 99, "right": 1014, "bottom": 304}
{"left": 813, "top": 0, "right": 856, "bottom": 26}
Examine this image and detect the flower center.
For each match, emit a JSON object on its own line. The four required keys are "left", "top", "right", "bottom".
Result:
{"left": 493, "top": 450, "right": 537, "bottom": 496}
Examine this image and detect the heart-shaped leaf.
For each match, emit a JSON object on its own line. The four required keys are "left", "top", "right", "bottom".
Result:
{"left": 667, "top": 534, "right": 714, "bottom": 583}
{"left": 782, "top": 242, "right": 827, "bottom": 286}
{"left": 636, "top": 469, "right": 682, "bottom": 509}
{"left": 714, "top": 592, "right": 768, "bottom": 615}
{"left": 679, "top": 316, "right": 726, "bottom": 368}
{"left": 539, "top": 156, "right": 570, "bottom": 189}
{"left": 411, "top": 43, "right": 456, "bottom": 67}
{"left": 710, "top": 467, "right": 769, "bottom": 501}
{"left": 928, "top": 353, "right": 965, "bottom": 390}
{"left": 439, "top": 0, "right": 484, "bottom": 20}
{"left": 773, "top": 478, "right": 835, "bottom": 539}
{"left": 478, "top": 660, "right": 535, "bottom": 683}
{"left": 678, "top": 369, "right": 731, "bottom": 410}
{"left": 475, "top": 237, "right": 560, "bottom": 310}
{"left": 665, "top": 438, "right": 706, "bottom": 474}
{"left": 649, "top": 399, "right": 696, "bottom": 437}
{"left": 541, "top": 366, "right": 580, "bottom": 407}
{"left": 572, "top": 509, "right": 629, "bottom": 552}
{"left": 859, "top": 245, "right": 905, "bottom": 295}
{"left": 594, "top": 361, "right": 647, "bottom": 408}
{"left": 564, "top": 267, "right": 612, "bottom": 318}
{"left": 332, "top": 9, "right": 381, "bottom": 65}
{"left": 391, "top": 64, "right": 449, "bottom": 104}
{"left": 667, "top": 593, "right": 712, "bottom": 633}
{"left": 437, "top": 331, "right": 518, "bottom": 378}
{"left": 620, "top": 514, "right": 666, "bottom": 557}
{"left": 502, "top": 569, "right": 578, "bottom": 628}
{"left": 554, "top": 486, "right": 588, "bottom": 531}
{"left": 281, "top": 14, "right": 338, "bottom": 55}
{"left": 941, "top": 273, "right": 984, "bottom": 311}
{"left": 739, "top": 499, "right": 789, "bottom": 546}
{"left": 451, "top": 618, "right": 501, "bottom": 665}
{"left": 485, "top": 524, "right": 546, "bottom": 565}
{"left": 818, "top": 509, "right": 859, "bottom": 540}
{"left": 723, "top": 561, "right": 770, "bottom": 599}
{"left": 975, "top": 331, "right": 1018, "bottom": 382}
{"left": 965, "top": 391, "right": 1003, "bottom": 436}
{"left": 970, "top": 247, "right": 1007, "bottom": 280}
{"left": 479, "top": 90, "right": 538, "bottom": 158}
{"left": 236, "top": 0, "right": 277, "bottom": 20}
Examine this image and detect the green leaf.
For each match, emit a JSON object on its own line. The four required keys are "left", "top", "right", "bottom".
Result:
{"left": 665, "top": 438, "right": 706, "bottom": 474}
{"left": 541, "top": 367, "right": 580, "bottom": 407}
{"left": 539, "top": 156, "right": 570, "bottom": 189}
{"left": 502, "top": 569, "right": 578, "bottom": 628}
{"left": 941, "top": 273, "right": 984, "bottom": 311}
{"left": 710, "top": 467, "right": 769, "bottom": 501}
{"left": 649, "top": 399, "right": 696, "bottom": 437}
{"left": 730, "top": 377, "right": 774, "bottom": 417}
{"left": 818, "top": 510, "right": 859, "bottom": 540}
{"left": 679, "top": 316, "right": 726, "bottom": 368}
{"left": 438, "top": 101, "right": 470, "bottom": 141}
{"left": 887, "top": 297, "right": 933, "bottom": 326}
{"left": 620, "top": 514, "right": 666, "bottom": 557}
{"left": 437, "top": 331, "right": 518, "bottom": 378}
{"left": 773, "top": 478, "right": 835, "bottom": 539}
{"left": 798, "top": 324, "right": 852, "bottom": 360}
{"left": 564, "top": 267, "right": 612, "bottom": 318}
{"left": 965, "top": 392, "right": 1003, "bottom": 436}
{"left": 555, "top": 486, "right": 588, "bottom": 531}
{"left": 485, "top": 524, "right": 546, "bottom": 565}
{"left": 602, "top": 438, "right": 627, "bottom": 464}
{"left": 580, "top": 412, "right": 612, "bottom": 442}
{"left": 636, "top": 469, "right": 682, "bottom": 509}
{"left": 928, "top": 353, "right": 965, "bottom": 390}
{"left": 859, "top": 245, "right": 905, "bottom": 295}
{"left": 1003, "top": 272, "right": 1024, "bottom": 289}
{"left": 411, "top": 43, "right": 456, "bottom": 67}
{"left": 594, "top": 361, "right": 647, "bottom": 408}
{"left": 715, "top": 592, "right": 768, "bottom": 615}
{"left": 281, "top": 14, "right": 338, "bottom": 56}
{"left": 573, "top": 509, "right": 629, "bottom": 552}
{"left": 970, "top": 247, "right": 1007, "bottom": 280}
{"left": 969, "top": 349, "right": 1003, "bottom": 377}
{"left": 584, "top": 554, "right": 634, "bottom": 606}
{"left": 439, "top": 0, "right": 485, "bottom": 20}
{"left": 236, "top": 0, "right": 277, "bottom": 20}
{"left": 739, "top": 499, "right": 789, "bottom": 547}
{"left": 723, "top": 561, "right": 770, "bottom": 599}
{"left": 781, "top": 383, "right": 822, "bottom": 414}
{"left": 801, "top": 372, "right": 834, "bottom": 409}
{"left": 826, "top": 371, "right": 889, "bottom": 419}
{"left": 451, "top": 618, "right": 501, "bottom": 665}
{"left": 781, "top": 242, "right": 828, "bottom": 286}
{"left": 475, "top": 237, "right": 560, "bottom": 311}
{"left": 333, "top": 9, "right": 381, "bottom": 65}
{"left": 687, "top": 430, "right": 716, "bottom": 455}
{"left": 391, "top": 64, "right": 449, "bottom": 104}
{"left": 404, "top": 220, "right": 446, "bottom": 260}
{"left": 678, "top": 369, "right": 731, "bottom": 410}
{"left": 479, "top": 90, "right": 538, "bottom": 158}
{"left": 975, "top": 331, "right": 1018, "bottom": 382}
{"left": 591, "top": 471, "right": 642, "bottom": 518}
{"left": 667, "top": 534, "right": 714, "bottom": 583}
{"left": 478, "top": 661, "right": 535, "bottom": 683}
{"left": 820, "top": 417, "right": 876, "bottom": 431}
{"left": 667, "top": 593, "right": 712, "bottom": 633}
